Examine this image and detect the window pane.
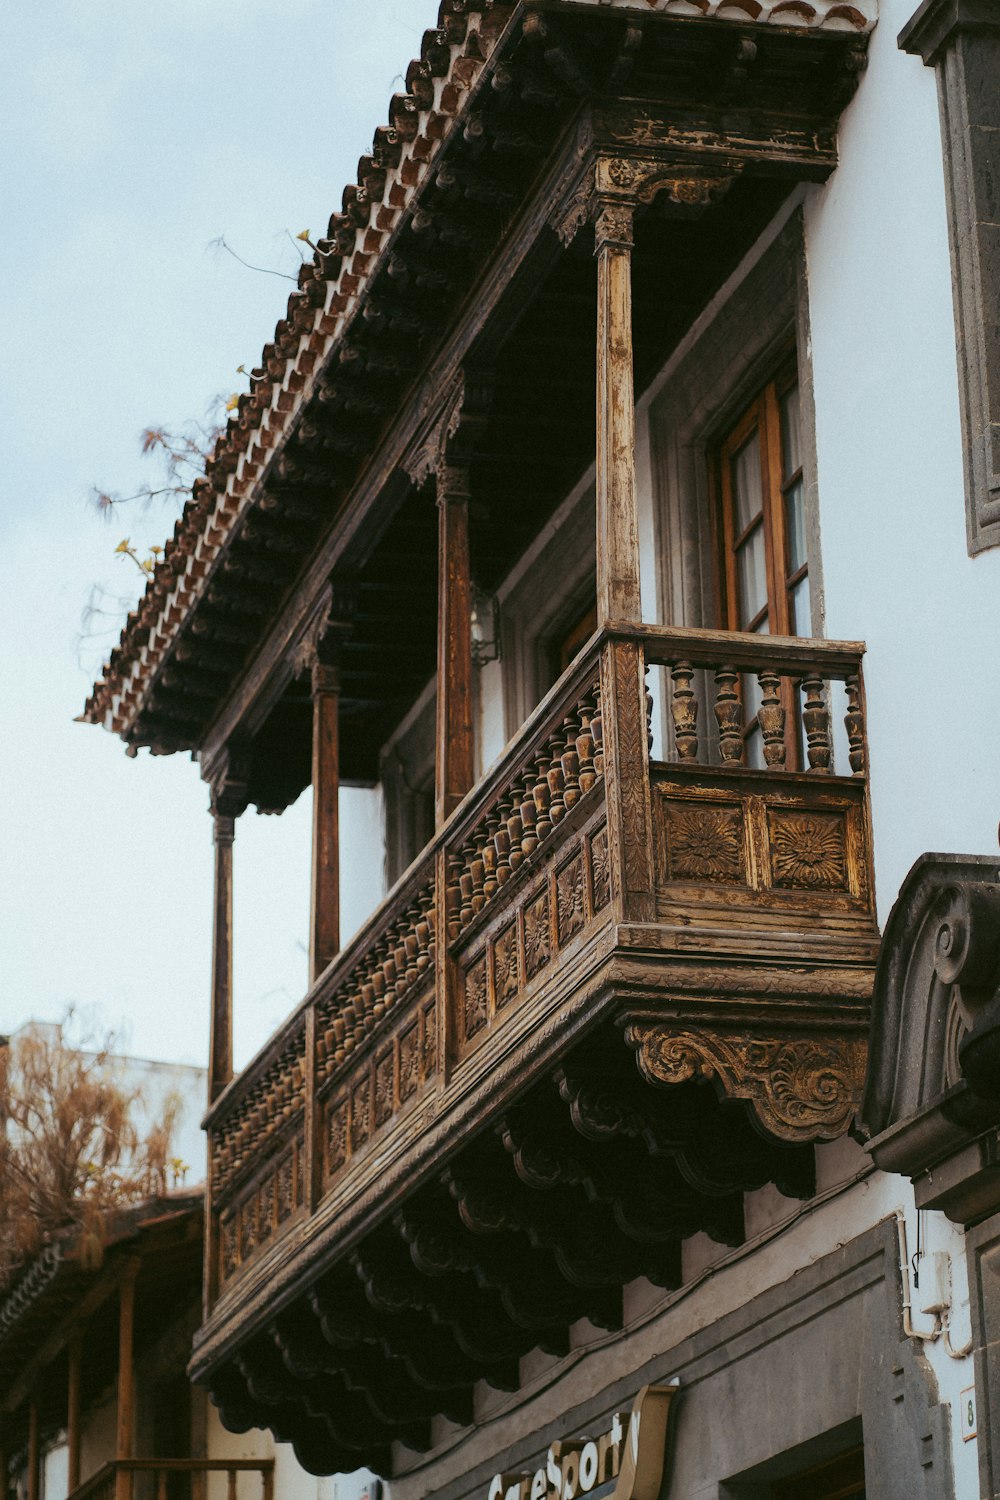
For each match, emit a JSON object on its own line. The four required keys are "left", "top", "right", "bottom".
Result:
{"left": 732, "top": 430, "right": 763, "bottom": 534}
{"left": 780, "top": 382, "right": 801, "bottom": 480}
{"left": 784, "top": 477, "right": 808, "bottom": 574}
{"left": 736, "top": 526, "right": 767, "bottom": 629}
{"left": 745, "top": 723, "right": 764, "bottom": 770}
{"left": 789, "top": 573, "right": 811, "bottom": 636}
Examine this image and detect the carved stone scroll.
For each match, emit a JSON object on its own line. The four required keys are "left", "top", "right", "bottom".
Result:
{"left": 625, "top": 1022, "right": 866, "bottom": 1144}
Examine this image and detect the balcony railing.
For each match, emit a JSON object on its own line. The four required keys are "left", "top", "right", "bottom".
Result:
{"left": 204, "top": 622, "right": 875, "bottom": 1308}
{"left": 68, "top": 1460, "right": 274, "bottom": 1500}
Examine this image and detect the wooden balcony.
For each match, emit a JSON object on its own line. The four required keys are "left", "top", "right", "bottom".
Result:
{"left": 68, "top": 1460, "right": 274, "bottom": 1500}
{"left": 195, "top": 623, "right": 877, "bottom": 1473}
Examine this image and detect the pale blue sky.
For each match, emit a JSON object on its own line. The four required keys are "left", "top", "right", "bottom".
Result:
{"left": 1, "top": 1, "right": 433, "bottom": 1066}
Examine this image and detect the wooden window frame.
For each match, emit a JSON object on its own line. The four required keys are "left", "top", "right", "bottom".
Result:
{"left": 716, "top": 353, "right": 805, "bottom": 640}
{"left": 714, "top": 354, "right": 806, "bottom": 767}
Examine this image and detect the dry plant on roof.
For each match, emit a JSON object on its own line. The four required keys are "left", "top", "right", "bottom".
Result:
{"left": 0, "top": 1015, "right": 180, "bottom": 1289}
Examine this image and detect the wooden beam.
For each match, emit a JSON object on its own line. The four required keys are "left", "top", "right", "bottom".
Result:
{"left": 310, "top": 652, "right": 342, "bottom": 985}
{"left": 67, "top": 1331, "right": 83, "bottom": 1493}
{"left": 206, "top": 751, "right": 248, "bottom": 1104}
{"left": 115, "top": 1264, "right": 138, "bottom": 1500}
{"left": 595, "top": 196, "right": 641, "bottom": 625}
{"left": 435, "top": 463, "right": 475, "bottom": 826}
{"left": 27, "top": 1403, "right": 39, "bottom": 1500}
{"left": 209, "top": 810, "right": 236, "bottom": 1104}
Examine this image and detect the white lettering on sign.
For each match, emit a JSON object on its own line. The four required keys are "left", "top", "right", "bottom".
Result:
{"left": 485, "top": 1382, "right": 679, "bottom": 1500}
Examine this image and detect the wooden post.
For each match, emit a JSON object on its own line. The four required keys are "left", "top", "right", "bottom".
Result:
{"left": 27, "top": 1402, "right": 39, "bottom": 1500}
{"left": 435, "top": 461, "right": 475, "bottom": 826}
{"left": 209, "top": 805, "right": 236, "bottom": 1103}
{"left": 309, "top": 648, "right": 342, "bottom": 985}
{"left": 595, "top": 195, "right": 642, "bottom": 626}
{"left": 67, "top": 1330, "right": 83, "bottom": 1494}
{"left": 115, "top": 1265, "right": 138, "bottom": 1500}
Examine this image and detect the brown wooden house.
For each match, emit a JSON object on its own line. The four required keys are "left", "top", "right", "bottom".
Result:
{"left": 0, "top": 1195, "right": 272, "bottom": 1500}
{"left": 77, "top": 1, "right": 949, "bottom": 1493}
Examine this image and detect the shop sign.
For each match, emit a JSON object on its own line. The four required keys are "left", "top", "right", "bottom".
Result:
{"left": 486, "top": 1381, "right": 679, "bottom": 1500}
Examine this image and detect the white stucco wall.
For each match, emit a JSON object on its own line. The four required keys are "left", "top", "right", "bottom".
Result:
{"left": 804, "top": 0, "right": 1000, "bottom": 924}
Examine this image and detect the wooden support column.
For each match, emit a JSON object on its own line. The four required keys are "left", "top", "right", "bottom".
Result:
{"left": 26, "top": 1402, "right": 39, "bottom": 1500}
{"left": 208, "top": 807, "right": 236, "bottom": 1103}
{"left": 595, "top": 193, "right": 642, "bottom": 626}
{"left": 435, "top": 460, "right": 475, "bottom": 827}
{"left": 115, "top": 1264, "right": 139, "bottom": 1500}
{"left": 309, "top": 627, "right": 348, "bottom": 986}
{"left": 207, "top": 754, "right": 249, "bottom": 1105}
{"left": 67, "top": 1330, "right": 83, "bottom": 1494}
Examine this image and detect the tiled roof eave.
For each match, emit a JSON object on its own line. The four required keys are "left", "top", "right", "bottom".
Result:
{"left": 84, "top": 0, "right": 877, "bottom": 747}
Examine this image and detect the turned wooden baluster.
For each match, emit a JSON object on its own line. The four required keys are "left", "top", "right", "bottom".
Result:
{"left": 404, "top": 915, "right": 420, "bottom": 985}
{"left": 507, "top": 797, "right": 526, "bottom": 873}
{"left": 382, "top": 947, "right": 401, "bottom": 1011}
{"left": 520, "top": 771, "right": 538, "bottom": 857}
{"left": 576, "top": 697, "right": 597, "bottom": 793}
{"left": 801, "top": 674, "right": 832, "bottom": 771}
{"left": 670, "top": 661, "right": 698, "bottom": 761}
{"left": 561, "top": 716, "right": 581, "bottom": 810}
{"left": 415, "top": 904, "right": 432, "bottom": 977}
{"left": 644, "top": 673, "right": 654, "bottom": 752}
{"left": 470, "top": 845, "right": 486, "bottom": 913}
{"left": 547, "top": 737, "right": 566, "bottom": 825}
{"left": 756, "top": 669, "right": 786, "bottom": 768}
{"left": 446, "top": 856, "right": 463, "bottom": 938}
{"left": 459, "top": 845, "right": 475, "bottom": 926}
{"left": 331, "top": 1004, "right": 348, "bottom": 1065}
{"left": 844, "top": 674, "right": 865, "bottom": 774}
{"left": 714, "top": 666, "right": 744, "bottom": 763}
{"left": 591, "top": 700, "right": 605, "bottom": 778}
{"left": 533, "top": 758, "right": 553, "bottom": 842}
{"left": 393, "top": 935, "right": 409, "bottom": 998}
{"left": 482, "top": 815, "right": 499, "bottom": 898}
{"left": 494, "top": 803, "right": 513, "bottom": 885}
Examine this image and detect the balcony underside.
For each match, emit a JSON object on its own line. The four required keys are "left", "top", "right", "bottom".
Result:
{"left": 202, "top": 985, "right": 870, "bottom": 1476}
{"left": 195, "top": 626, "right": 876, "bottom": 1475}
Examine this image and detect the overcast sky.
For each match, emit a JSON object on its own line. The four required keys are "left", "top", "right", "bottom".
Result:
{"left": 1, "top": 1, "right": 434, "bottom": 1068}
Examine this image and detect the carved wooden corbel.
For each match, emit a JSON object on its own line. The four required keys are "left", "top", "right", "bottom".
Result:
{"left": 624, "top": 1022, "right": 866, "bottom": 1144}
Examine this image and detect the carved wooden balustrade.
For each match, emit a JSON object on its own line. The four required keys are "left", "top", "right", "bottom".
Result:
{"left": 204, "top": 622, "right": 876, "bottom": 1320}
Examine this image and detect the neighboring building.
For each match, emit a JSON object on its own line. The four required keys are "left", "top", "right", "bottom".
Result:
{"left": 0, "top": 1196, "right": 275, "bottom": 1500}
{"left": 79, "top": 0, "right": 1000, "bottom": 1497}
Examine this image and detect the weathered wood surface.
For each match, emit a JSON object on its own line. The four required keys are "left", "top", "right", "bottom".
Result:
{"left": 199, "top": 621, "right": 877, "bottom": 1465}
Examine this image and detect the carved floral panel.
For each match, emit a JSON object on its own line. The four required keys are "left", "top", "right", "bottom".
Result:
{"left": 524, "top": 890, "right": 552, "bottom": 980}
{"left": 557, "top": 851, "right": 587, "bottom": 945}
{"left": 768, "top": 809, "right": 848, "bottom": 891}
{"left": 257, "top": 1177, "right": 273, "bottom": 1243}
{"left": 326, "top": 1098, "right": 348, "bottom": 1174}
{"left": 590, "top": 824, "right": 610, "bottom": 912}
{"left": 375, "top": 1048, "right": 395, "bottom": 1128}
{"left": 399, "top": 1021, "right": 420, "bottom": 1103}
{"left": 493, "top": 922, "right": 520, "bottom": 1011}
{"left": 277, "top": 1152, "right": 295, "bottom": 1222}
{"left": 465, "top": 957, "right": 489, "bottom": 1040}
{"left": 352, "top": 1077, "right": 371, "bottom": 1150}
{"left": 422, "top": 999, "right": 437, "bottom": 1075}
{"left": 664, "top": 801, "right": 745, "bottom": 884}
{"left": 221, "top": 1216, "right": 239, "bottom": 1279}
